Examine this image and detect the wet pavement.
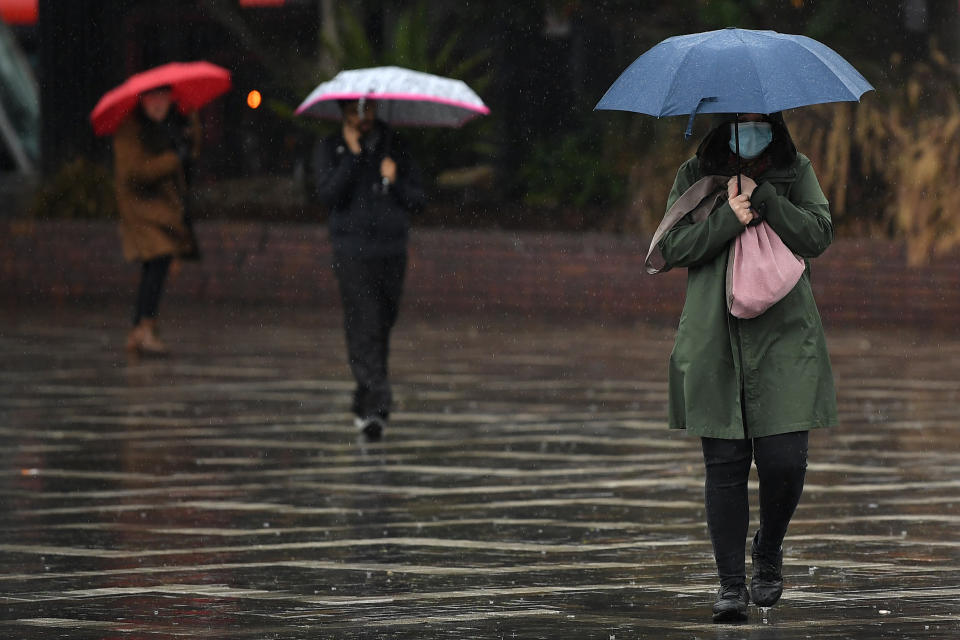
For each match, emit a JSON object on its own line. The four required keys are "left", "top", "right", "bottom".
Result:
{"left": 1, "top": 303, "right": 959, "bottom": 639}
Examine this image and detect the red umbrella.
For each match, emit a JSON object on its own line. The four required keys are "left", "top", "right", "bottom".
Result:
{"left": 90, "top": 61, "right": 232, "bottom": 136}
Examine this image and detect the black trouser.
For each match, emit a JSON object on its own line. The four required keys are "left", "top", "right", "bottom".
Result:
{"left": 132, "top": 256, "right": 172, "bottom": 326}
{"left": 701, "top": 431, "right": 809, "bottom": 588}
{"left": 332, "top": 252, "right": 406, "bottom": 419}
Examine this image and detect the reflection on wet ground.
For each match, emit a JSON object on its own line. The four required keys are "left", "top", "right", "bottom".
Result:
{"left": 0, "top": 304, "right": 958, "bottom": 639}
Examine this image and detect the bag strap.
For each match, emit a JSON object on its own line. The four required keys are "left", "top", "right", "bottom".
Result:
{"left": 645, "top": 174, "right": 728, "bottom": 274}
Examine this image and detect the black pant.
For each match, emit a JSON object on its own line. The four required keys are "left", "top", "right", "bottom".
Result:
{"left": 133, "top": 256, "right": 172, "bottom": 326}
{"left": 332, "top": 252, "right": 406, "bottom": 419}
{"left": 701, "top": 431, "right": 809, "bottom": 588}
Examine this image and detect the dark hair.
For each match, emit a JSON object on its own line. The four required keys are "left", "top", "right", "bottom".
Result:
{"left": 140, "top": 84, "right": 173, "bottom": 97}
{"left": 338, "top": 98, "right": 377, "bottom": 114}
{"left": 134, "top": 103, "right": 179, "bottom": 155}
{"left": 697, "top": 112, "right": 797, "bottom": 175}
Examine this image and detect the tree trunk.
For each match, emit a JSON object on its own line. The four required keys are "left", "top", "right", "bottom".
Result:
{"left": 319, "top": 0, "right": 339, "bottom": 76}
{"left": 38, "top": 0, "right": 128, "bottom": 175}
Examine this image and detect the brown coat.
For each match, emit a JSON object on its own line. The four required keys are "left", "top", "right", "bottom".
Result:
{"left": 112, "top": 115, "right": 196, "bottom": 262}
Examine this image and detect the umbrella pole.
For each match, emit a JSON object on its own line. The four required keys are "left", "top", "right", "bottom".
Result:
{"left": 381, "top": 137, "right": 393, "bottom": 192}
{"left": 381, "top": 101, "right": 393, "bottom": 192}
{"left": 734, "top": 115, "right": 742, "bottom": 195}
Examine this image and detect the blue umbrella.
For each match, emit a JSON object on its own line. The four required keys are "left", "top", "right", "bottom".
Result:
{"left": 595, "top": 27, "right": 873, "bottom": 137}
{"left": 595, "top": 28, "right": 873, "bottom": 193}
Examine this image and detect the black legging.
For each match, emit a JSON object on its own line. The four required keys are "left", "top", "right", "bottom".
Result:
{"left": 701, "top": 431, "right": 808, "bottom": 588}
{"left": 132, "top": 255, "right": 172, "bottom": 326}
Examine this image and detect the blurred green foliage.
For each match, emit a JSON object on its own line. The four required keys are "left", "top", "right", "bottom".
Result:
{"left": 29, "top": 156, "right": 116, "bottom": 219}
{"left": 519, "top": 125, "right": 624, "bottom": 212}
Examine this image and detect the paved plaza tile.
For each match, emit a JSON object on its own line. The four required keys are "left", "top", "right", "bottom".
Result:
{"left": 1, "top": 304, "right": 959, "bottom": 639}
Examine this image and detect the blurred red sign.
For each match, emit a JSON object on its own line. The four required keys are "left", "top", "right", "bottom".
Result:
{"left": 0, "top": 0, "right": 38, "bottom": 25}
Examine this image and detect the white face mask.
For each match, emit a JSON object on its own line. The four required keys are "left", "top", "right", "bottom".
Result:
{"left": 729, "top": 122, "right": 773, "bottom": 159}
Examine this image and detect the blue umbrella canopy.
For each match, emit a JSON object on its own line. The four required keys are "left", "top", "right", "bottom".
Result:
{"left": 595, "top": 28, "right": 874, "bottom": 136}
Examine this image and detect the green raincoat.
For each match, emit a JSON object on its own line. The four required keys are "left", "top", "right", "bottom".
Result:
{"left": 658, "top": 153, "right": 837, "bottom": 439}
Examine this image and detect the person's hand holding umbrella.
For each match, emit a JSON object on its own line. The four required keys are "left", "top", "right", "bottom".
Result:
{"left": 727, "top": 173, "right": 758, "bottom": 226}
{"left": 380, "top": 157, "right": 397, "bottom": 185}
{"left": 338, "top": 98, "right": 398, "bottom": 187}
{"left": 340, "top": 99, "right": 374, "bottom": 155}
{"left": 343, "top": 126, "right": 361, "bottom": 155}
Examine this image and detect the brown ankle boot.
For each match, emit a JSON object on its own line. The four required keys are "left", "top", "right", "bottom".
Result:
{"left": 125, "top": 324, "right": 146, "bottom": 352}
{"left": 132, "top": 319, "right": 169, "bottom": 356}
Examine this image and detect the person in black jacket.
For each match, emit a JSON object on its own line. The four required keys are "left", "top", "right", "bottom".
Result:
{"left": 313, "top": 99, "right": 425, "bottom": 440}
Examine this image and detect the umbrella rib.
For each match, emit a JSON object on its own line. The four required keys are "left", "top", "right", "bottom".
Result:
{"left": 662, "top": 42, "right": 707, "bottom": 117}
{"left": 742, "top": 40, "right": 772, "bottom": 114}
{"left": 794, "top": 39, "right": 873, "bottom": 98}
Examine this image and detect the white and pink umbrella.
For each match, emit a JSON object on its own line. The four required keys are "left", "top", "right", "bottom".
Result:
{"left": 294, "top": 66, "right": 489, "bottom": 128}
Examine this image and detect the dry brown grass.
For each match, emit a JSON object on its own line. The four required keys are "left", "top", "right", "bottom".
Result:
{"left": 790, "top": 51, "right": 960, "bottom": 265}
{"left": 614, "top": 120, "right": 699, "bottom": 237}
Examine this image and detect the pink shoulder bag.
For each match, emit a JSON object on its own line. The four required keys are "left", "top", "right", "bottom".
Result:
{"left": 725, "top": 220, "right": 805, "bottom": 319}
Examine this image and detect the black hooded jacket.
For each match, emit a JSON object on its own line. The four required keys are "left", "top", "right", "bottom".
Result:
{"left": 313, "top": 121, "right": 425, "bottom": 256}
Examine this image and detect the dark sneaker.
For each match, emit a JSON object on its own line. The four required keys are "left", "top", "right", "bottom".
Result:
{"left": 712, "top": 583, "right": 749, "bottom": 623}
{"left": 750, "top": 531, "right": 784, "bottom": 607}
{"left": 354, "top": 416, "right": 386, "bottom": 441}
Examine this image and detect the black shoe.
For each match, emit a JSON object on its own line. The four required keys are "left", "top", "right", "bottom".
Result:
{"left": 750, "top": 531, "right": 784, "bottom": 607}
{"left": 712, "top": 583, "right": 749, "bottom": 623}
{"left": 354, "top": 416, "right": 386, "bottom": 441}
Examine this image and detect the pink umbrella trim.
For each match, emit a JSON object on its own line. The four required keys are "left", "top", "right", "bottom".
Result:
{"left": 295, "top": 92, "right": 491, "bottom": 117}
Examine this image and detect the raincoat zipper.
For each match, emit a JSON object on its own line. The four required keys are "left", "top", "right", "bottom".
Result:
{"left": 736, "top": 318, "right": 749, "bottom": 439}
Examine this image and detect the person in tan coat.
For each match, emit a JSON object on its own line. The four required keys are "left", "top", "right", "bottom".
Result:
{"left": 113, "top": 87, "right": 199, "bottom": 354}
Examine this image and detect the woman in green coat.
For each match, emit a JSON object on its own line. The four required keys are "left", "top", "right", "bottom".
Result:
{"left": 657, "top": 112, "right": 837, "bottom": 622}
